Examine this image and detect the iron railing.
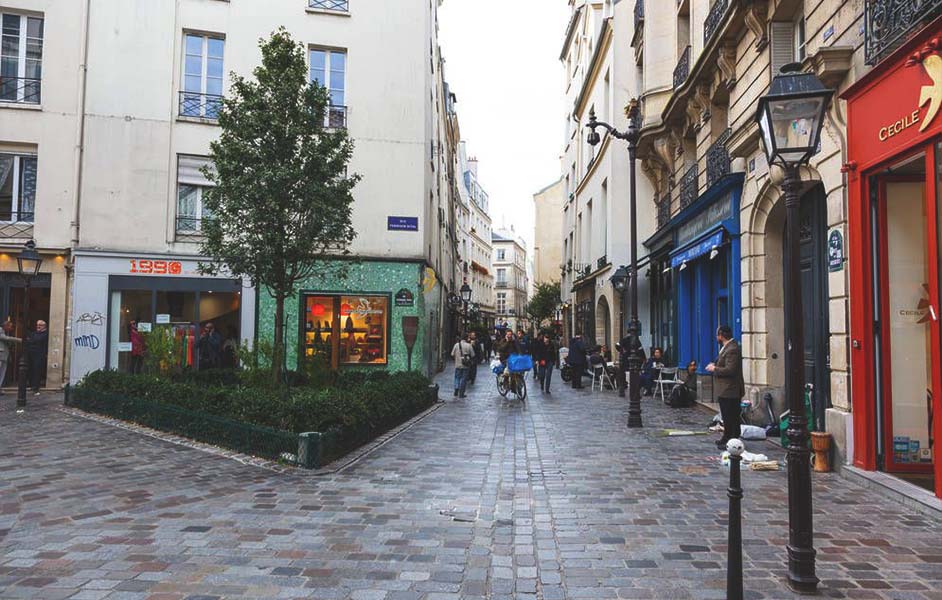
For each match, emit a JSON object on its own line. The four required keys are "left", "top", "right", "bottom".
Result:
{"left": 706, "top": 128, "right": 732, "bottom": 188}
{"left": 680, "top": 164, "right": 699, "bottom": 209}
{"left": 597, "top": 256, "right": 608, "bottom": 270}
{"left": 496, "top": 281, "right": 509, "bottom": 288}
{"left": 310, "top": 0, "right": 349, "bottom": 11}
{"left": 325, "top": 104, "right": 348, "bottom": 129}
{"left": 704, "top": 0, "right": 730, "bottom": 45}
{"left": 0, "top": 77, "right": 41, "bottom": 104}
{"left": 865, "top": 0, "right": 942, "bottom": 64}
{"left": 673, "top": 46, "right": 691, "bottom": 90}
{"left": 176, "top": 216, "right": 212, "bottom": 235}
{"left": 179, "top": 91, "right": 223, "bottom": 120}
{"left": 0, "top": 212, "right": 35, "bottom": 238}
{"left": 657, "top": 198, "right": 671, "bottom": 229}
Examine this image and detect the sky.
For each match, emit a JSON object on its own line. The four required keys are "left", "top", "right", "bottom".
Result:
{"left": 438, "top": 0, "right": 570, "bottom": 252}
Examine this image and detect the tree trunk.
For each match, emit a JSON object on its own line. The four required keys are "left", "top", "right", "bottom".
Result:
{"left": 273, "top": 294, "right": 285, "bottom": 386}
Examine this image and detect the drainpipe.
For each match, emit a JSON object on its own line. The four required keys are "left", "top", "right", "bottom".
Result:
{"left": 70, "top": 0, "right": 91, "bottom": 250}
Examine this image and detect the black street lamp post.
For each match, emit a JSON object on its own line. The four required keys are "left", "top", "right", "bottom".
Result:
{"left": 756, "top": 63, "right": 832, "bottom": 594}
{"left": 15, "top": 240, "right": 42, "bottom": 411}
{"left": 460, "top": 283, "right": 472, "bottom": 333}
{"left": 587, "top": 100, "right": 643, "bottom": 428}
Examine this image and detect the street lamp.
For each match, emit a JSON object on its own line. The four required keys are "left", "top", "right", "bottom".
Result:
{"left": 16, "top": 240, "right": 42, "bottom": 411}
{"left": 587, "top": 99, "right": 643, "bottom": 428}
{"left": 459, "top": 283, "right": 472, "bottom": 333}
{"left": 756, "top": 62, "right": 832, "bottom": 595}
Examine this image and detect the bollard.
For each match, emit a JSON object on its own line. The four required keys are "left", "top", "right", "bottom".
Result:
{"left": 726, "top": 438, "right": 744, "bottom": 600}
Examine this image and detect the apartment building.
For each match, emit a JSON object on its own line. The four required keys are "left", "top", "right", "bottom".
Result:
{"left": 631, "top": 0, "right": 942, "bottom": 499}
{"left": 492, "top": 229, "right": 528, "bottom": 331}
{"left": 532, "top": 177, "right": 565, "bottom": 287}
{"left": 456, "top": 142, "right": 495, "bottom": 329}
{"left": 558, "top": 0, "right": 655, "bottom": 351}
{"left": 1, "top": 0, "right": 459, "bottom": 381}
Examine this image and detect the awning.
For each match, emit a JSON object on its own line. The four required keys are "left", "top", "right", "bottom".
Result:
{"left": 670, "top": 230, "right": 724, "bottom": 268}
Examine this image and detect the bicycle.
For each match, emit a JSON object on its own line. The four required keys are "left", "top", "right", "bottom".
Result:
{"left": 496, "top": 369, "right": 527, "bottom": 401}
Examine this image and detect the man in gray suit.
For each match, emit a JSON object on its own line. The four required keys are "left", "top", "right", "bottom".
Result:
{"left": 706, "top": 324, "right": 745, "bottom": 449}
{"left": 0, "top": 320, "right": 21, "bottom": 393}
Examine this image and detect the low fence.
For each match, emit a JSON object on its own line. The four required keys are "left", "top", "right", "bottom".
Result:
{"left": 64, "top": 383, "right": 439, "bottom": 469}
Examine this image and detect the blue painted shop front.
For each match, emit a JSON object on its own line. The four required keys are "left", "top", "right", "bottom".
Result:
{"left": 669, "top": 174, "right": 742, "bottom": 373}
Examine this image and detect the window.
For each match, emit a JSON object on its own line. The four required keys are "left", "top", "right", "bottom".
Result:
{"left": 497, "top": 268, "right": 507, "bottom": 284}
{"left": 496, "top": 249, "right": 506, "bottom": 261}
{"left": 302, "top": 294, "right": 389, "bottom": 365}
{"left": 310, "top": 48, "right": 347, "bottom": 128}
{"left": 309, "top": 0, "right": 349, "bottom": 11}
{"left": 795, "top": 17, "right": 806, "bottom": 62}
{"left": 176, "top": 156, "right": 215, "bottom": 235}
{"left": 0, "top": 152, "right": 36, "bottom": 223}
{"left": 0, "top": 13, "right": 43, "bottom": 104}
{"left": 181, "top": 34, "right": 224, "bottom": 119}
{"left": 496, "top": 292, "right": 507, "bottom": 314}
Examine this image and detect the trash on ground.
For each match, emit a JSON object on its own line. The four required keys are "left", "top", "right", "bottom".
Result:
{"left": 740, "top": 424, "right": 767, "bottom": 440}
{"left": 749, "top": 461, "right": 780, "bottom": 471}
{"left": 658, "top": 429, "right": 710, "bottom": 437}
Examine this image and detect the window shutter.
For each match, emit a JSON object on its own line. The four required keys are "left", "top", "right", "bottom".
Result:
{"left": 770, "top": 21, "right": 795, "bottom": 77}
{"left": 177, "top": 156, "right": 216, "bottom": 187}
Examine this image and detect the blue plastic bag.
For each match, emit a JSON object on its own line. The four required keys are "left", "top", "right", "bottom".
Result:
{"left": 508, "top": 354, "right": 534, "bottom": 373}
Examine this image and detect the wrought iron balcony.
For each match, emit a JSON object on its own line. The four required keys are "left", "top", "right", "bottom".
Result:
{"left": 673, "top": 46, "right": 691, "bottom": 90}
{"left": 865, "top": 0, "right": 942, "bottom": 65}
{"left": 680, "top": 164, "right": 698, "bottom": 209}
{"left": 0, "top": 212, "right": 35, "bottom": 238}
{"left": 179, "top": 91, "right": 223, "bottom": 121}
{"left": 597, "top": 256, "right": 608, "bottom": 270}
{"left": 657, "top": 198, "right": 671, "bottom": 230}
{"left": 0, "top": 77, "right": 41, "bottom": 105}
{"left": 496, "top": 281, "right": 509, "bottom": 288}
{"left": 309, "top": 0, "right": 349, "bottom": 11}
{"left": 176, "top": 216, "right": 214, "bottom": 236}
{"left": 704, "top": 0, "right": 730, "bottom": 45}
{"left": 706, "top": 128, "right": 732, "bottom": 188}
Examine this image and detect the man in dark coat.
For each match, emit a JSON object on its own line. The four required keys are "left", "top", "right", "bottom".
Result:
{"left": 26, "top": 319, "right": 48, "bottom": 394}
{"left": 707, "top": 325, "right": 745, "bottom": 449}
{"left": 568, "top": 334, "right": 587, "bottom": 389}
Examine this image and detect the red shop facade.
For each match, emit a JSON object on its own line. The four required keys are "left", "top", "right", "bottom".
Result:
{"left": 844, "top": 23, "right": 942, "bottom": 499}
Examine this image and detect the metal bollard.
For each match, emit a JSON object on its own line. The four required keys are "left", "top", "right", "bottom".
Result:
{"left": 726, "top": 438, "right": 744, "bottom": 600}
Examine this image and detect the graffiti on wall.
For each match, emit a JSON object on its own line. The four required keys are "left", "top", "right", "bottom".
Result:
{"left": 74, "top": 311, "right": 104, "bottom": 351}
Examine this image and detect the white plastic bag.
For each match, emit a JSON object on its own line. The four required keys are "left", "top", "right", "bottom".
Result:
{"left": 740, "top": 424, "right": 767, "bottom": 440}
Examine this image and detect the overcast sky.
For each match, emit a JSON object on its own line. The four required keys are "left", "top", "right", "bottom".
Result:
{"left": 439, "top": 0, "right": 570, "bottom": 252}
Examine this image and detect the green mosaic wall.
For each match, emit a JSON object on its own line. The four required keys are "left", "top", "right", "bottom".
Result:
{"left": 257, "top": 260, "right": 431, "bottom": 373}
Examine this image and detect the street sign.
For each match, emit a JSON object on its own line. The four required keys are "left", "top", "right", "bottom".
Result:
{"left": 388, "top": 216, "right": 419, "bottom": 231}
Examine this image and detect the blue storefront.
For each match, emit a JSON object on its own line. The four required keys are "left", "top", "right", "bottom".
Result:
{"left": 663, "top": 174, "right": 743, "bottom": 372}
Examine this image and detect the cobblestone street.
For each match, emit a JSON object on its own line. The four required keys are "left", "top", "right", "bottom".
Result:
{"left": 2, "top": 374, "right": 942, "bottom": 600}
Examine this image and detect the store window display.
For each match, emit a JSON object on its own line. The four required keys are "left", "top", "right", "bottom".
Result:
{"left": 303, "top": 294, "right": 389, "bottom": 365}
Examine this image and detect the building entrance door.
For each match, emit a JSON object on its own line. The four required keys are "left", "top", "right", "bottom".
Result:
{"left": 872, "top": 150, "right": 942, "bottom": 492}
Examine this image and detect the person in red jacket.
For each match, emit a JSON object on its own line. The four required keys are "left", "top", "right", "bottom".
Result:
{"left": 129, "top": 320, "right": 146, "bottom": 374}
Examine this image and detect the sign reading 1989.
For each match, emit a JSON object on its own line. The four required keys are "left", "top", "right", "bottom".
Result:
{"left": 129, "top": 259, "right": 183, "bottom": 275}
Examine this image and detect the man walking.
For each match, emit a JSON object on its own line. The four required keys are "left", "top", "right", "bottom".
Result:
{"left": 466, "top": 331, "right": 482, "bottom": 385}
{"left": 568, "top": 333, "right": 587, "bottom": 389}
{"left": 450, "top": 333, "right": 474, "bottom": 399}
{"left": 534, "top": 332, "right": 557, "bottom": 394}
{"left": 706, "top": 325, "right": 745, "bottom": 449}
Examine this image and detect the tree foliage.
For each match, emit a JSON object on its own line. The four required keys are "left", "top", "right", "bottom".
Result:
{"left": 199, "top": 28, "right": 359, "bottom": 382}
{"left": 525, "top": 281, "right": 562, "bottom": 329}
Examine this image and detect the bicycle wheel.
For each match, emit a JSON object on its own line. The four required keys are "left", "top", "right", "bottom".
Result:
{"left": 497, "top": 374, "right": 510, "bottom": 397}
{"left": 515, "top": 375, "right": 527, "bottom": 401}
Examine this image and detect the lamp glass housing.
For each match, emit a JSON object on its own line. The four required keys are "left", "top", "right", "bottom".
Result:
{"left": 17, "top": 241, "right": 42, "bottom": 278}
{"left": 755, "top": 66, "right": 832, "bottom": 168}
{"left": 460, "top": 284, "right": 472, "bottom": 303}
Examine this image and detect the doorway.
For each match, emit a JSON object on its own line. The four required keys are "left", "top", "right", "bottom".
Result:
{"left": 871, "top": 150, "right": 940, "bottom": 492}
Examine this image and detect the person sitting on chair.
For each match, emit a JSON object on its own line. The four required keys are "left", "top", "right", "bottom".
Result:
{"left": 640, "top": 347, "right": 664, "bottom": 396}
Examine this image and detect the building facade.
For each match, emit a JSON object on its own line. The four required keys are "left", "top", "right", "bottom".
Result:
{"left": 533, "top": 177, "right": 565, "bottom": 287}
{"left": 456, "top": 143, "right": 495, "bottom": 329}
{"left": 558, "top": 0, "right": 655, "bottom": 351}
{"left": 492, "top": 230, "right": 528, "bottom": 331}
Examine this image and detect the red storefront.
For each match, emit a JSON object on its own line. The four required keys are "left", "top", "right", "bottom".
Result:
{"left": 844, "top": 23, "right": 942, "bottom": 498}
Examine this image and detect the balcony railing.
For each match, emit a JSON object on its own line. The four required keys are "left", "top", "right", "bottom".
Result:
{"left": 325, "top": 104, "right": 348, "bottom": 129}
{"left": 657, "top": 197, "right": 671, "bottom": 230}
{"left": 680, "top": 164, "right": 698, "bottom": 209}
{"left": 0, "top": 77, "right": 41, "bottom": 105}
{"left": 309, "top": 0, "right": 349, "bottom": 11}
{"left": 496, "top": 281, "right": 509, "bottom": 288}
{"left": 179, "top": 91, "right": 223, "bottom": 121}
{"left": 0, "top": 212, "right": 35, "bottom": 238}
{"left": 673, "top": 46, "right": 691, "bottom": 90}
{"left": 865, "top": 0, "right": 942, "bottom": 65}
{"left": 704, "top": 0, "right": 730, "bottom": 45}
{"left": 706, "top": 128, "right": 732, "bottom": 188}
{"left": 597, "top": 256, "right": 608, "bottom": 270}
{"left": 176, "top": 216, "right": 213, "bottom": 236}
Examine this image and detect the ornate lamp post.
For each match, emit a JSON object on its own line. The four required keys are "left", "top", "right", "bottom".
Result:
{"left": 15, "top": 240, "right": 42, "bottom": 411}
{"left": 609, "top": 265, "right": 630, "bottom": 399}
{"left": 587, "top": 100, "right": 643, "bottom": 427}
{"left": 755, "top": 63, "right": 832, "bottom": 594}
{"left": 460, "top": 283, "right": 472, "bottom": 333}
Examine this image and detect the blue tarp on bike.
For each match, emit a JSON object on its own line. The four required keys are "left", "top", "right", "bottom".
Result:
{"left": 507, "top": 354, "right": 533, "bottom": 373}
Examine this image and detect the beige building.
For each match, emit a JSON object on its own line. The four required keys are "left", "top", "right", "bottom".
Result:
{"left": 456, "top": 143, "right": 495, "bottom": 327}
{"left": 532, "top": 177, "right": 565, "bottom": 287}
{"left": 2, "top": 0, "right": 461, "bottom": 380}
{"left": 492, "top": 229, "right": 528, "bottom": 331}
{"left": 559, "top": 0, "right": 655, "bottom": 351}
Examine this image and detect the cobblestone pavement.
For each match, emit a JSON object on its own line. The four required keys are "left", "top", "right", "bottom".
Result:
{"left": 2, "top": 375, "right": 942, "bottom": 600}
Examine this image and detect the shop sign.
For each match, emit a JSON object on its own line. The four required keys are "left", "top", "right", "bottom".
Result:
{"left": 388, "top": 216, "right": 419, "bottom": 231}
{"left": 395, "top": 288, "right": 415, "bottom": 307}
{"left": 677, "top": 193, "right": 732, "bottom": 245}
{"left": 828, "top": 230, "right": 844, "bottom": 272}
{"left": 138, "top": 322, "right": 152, "bottom": 333}
{"left": 118, "top": 342, "right": 132, "bottom": 352}
{"left": 129, "top": 259, "right": 184, "bottom": 275}
{"left": 156, "top": 314, "right": 171, "bottom": 324}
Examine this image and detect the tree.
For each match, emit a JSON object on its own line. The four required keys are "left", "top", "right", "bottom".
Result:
{"left": 525, "top": 281, "right": 562, "bottom": 330}
{"left": 200, "top": 28, "right": 359, "bottom": 384}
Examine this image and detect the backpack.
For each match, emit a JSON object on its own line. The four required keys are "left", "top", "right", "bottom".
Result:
{"left": 460, "top": 342, "right": 473, "bottom": 368}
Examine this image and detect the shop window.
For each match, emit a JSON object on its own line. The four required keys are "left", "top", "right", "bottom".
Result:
{"left": 302, "top": 294, "right": 389, "bottom": 365}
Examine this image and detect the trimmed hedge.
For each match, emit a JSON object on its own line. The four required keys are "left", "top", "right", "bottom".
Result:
{"left": 73, "top": 369, "right": 438, "bottom": 466}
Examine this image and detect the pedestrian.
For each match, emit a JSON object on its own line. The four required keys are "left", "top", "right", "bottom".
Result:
{"left": 640, "top": 347, "right": 664, "bottom": 396}
{"left": 467, "top": 331, "right": 482, "bottom": 385}
{"left": 0, "top": 321, "right": 21, "bottom": 392}
{"left": 668, "top": 360, "right": 698, "bottom": 407}
{"left": 26, "top": 319, "right": 48, "bottom": 395}
{"left": 197, "top": 321, "right": 223, "bottom": 370}
{"left": 450, "top": 333, "right": 474, "bottom": 398}
{"left": 535, "top": 332, "right": 557, "bottom": 394}
{"left": 128, "top": 320, "right": 145, "bottom": 374}
{"left": 568, "top": 333, "right": 587, "bottom": 389}
{"left": 707, "top": 325, "right": 745, "bottom": 449}
{"left": 495, "top": 329, "right": 520, "bottom": 363}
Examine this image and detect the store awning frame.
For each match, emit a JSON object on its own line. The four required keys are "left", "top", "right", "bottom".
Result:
{"left": 669, "top": 229, "right": 725, "bottom": 269}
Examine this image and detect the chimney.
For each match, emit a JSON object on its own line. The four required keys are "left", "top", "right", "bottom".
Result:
{"left": 468, "top": 156, "right": 479, "bottom": 177}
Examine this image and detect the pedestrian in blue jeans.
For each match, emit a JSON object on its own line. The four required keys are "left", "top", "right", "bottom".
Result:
{"left": 450, "top": 334, "right": 474, "bottom": 398}
{"left": 534, "top": 332, "right": 557, "bottom": 394}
